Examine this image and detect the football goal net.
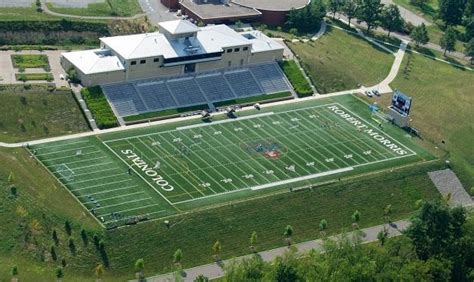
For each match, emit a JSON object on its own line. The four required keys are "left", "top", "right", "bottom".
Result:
{"left": 56, "top": 163, "right": 75, "bottom": 182}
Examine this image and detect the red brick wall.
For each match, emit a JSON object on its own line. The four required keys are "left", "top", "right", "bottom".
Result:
{"left": 259, "top": 10, "right": 288, "bottom": 26}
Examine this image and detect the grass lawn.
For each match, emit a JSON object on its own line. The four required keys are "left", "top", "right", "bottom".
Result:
{"left": 0, "top": 6, "right": 57, "bottom": 21}
{"left": 388, "top": 53, "right": 474, "bottom": 188}
{"left": 0, "top": 86, "right": 90, "bottom": 143}
{"left": 288, "top": 26, "right": 394, "bottom": 93}
{"left": 46, "top": 0, "right": 142, "bottom": 17}
{"left": 81, "top": 86, "right": 118, "bottom": 129}
{"left": 11, "top": 54, "right": 49, "bottom": 69}
{"left": 15, "top": 73, "right": 53, "bottom": 82}
{"left": 279, "top": 60, "right": 313, "bottom": 97}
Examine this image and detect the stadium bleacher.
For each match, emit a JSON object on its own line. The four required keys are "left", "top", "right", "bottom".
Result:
{"left": 101, "top": 62, "right": 291, "bottom": 118}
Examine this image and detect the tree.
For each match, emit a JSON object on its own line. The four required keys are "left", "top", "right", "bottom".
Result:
{"left": 250, "top": 231, "right": 258, "bottom": 253}
{"left": 93, "top": 234, "right": 100, "bottom": 250}
{"left": 410, "top": 23, "right": 430, "bottom": 47}
{"left": 329, "top": 0, "right": 343, "bottom": 18}
{"left": 377, "top": 227, "right": 389, "bottom": 246}
{"left": 173, "top": 249, "right": 183, "bottom": 266}
{"left": 68, "top": 238, "right": 76, "bottom": 255}
{"left": 319, "top": 219, "right": 328, "bottom": 236}
{"left": 95, "top": 263, "right": 104, "bottom": 281}
{"left": 342, "top": 0, "right": 359, "bottom": 26}
{"left": 51, "top": 245, "right": 58, "bottom": 261}
{"left": 439, "top": 0, "right": 466, "bottom": 27}
{"left": 80, "top": 228, "right": 88, "bottom": 246}
{"left": 358, "top": 0, "right": 383, "bottom": 33}
{"left": 64, "top": 220, "right": 72, "bottom": 236}
{"left": 286, "top": 0, "right": 326, "bottom": 33}
{"left": 135, "top": 259, "right": 145, "bottom": 280}
{"left": 381, "top": 4, "right": 404, "bottom": 37}
{"left": 464, "top": 38, "right": 474, "bottom": 64}
{"left": 55, "top": 267, "right": 64, "bottom": 282}
{"left": 284, "top": 225, "right": 294, "bottom": 246}
{"left": 194, "top": 274, "right": 209, "bottom": 282}
{"left": 11, "top": 265, "right": 18, "bottom": 281}
{"left": 52, "top": 229, "right": 59, "bottom": 246}
{"left": 212, "top": 240, "right": 221, "bottom": 261}
{"left": 384, "top": 204, "right": 392, "bottom": 223}
{"left": 440, "top": 27, "right": 457, "bottom": 55}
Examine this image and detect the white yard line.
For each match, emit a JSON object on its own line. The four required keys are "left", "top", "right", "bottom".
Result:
{"left": 46, "top": 156, "right": 108, "bottom": 168}
{"left": 94, "top": 197, "right": 152, "bottom": 210}
{"left": 84, "top": 191, "right": 145, "bottom": 204}
{"left": 70, "top": 161, "right": 114, "bottom": 171}
{"left": 41, "top": 150, "right": 101, "bottom": 162}
{"left": 71, "top": 179, "right": 133, "bottom": 192}
{"left": 78, "top": 185, "right": 138, "bottom": 196}
{"left": 60, "top": 167, "right": 118, "bottom": 179}
{"left": 69, "top": 173, "right": 127, "bottom": 185}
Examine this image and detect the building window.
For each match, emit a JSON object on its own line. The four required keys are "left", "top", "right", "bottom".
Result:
{"left": 243, "top": 46, "right": 249, "bottom": 51}
{"left": 228, "top": 61, "right": 232, "bottom": 67}
{"left": 131, "top": 61, "right": 137, "bottom": 65}
{"left": 153, "top": 58, "right": 159, "bottom": 63}
{"left": 227, "top": 49, "right": 232, "bottom": 53}
{"left": 234, "top": 48, "right": 240, "bottom": 52}
{"left": 140, "top": 60, "right": 146, "bottom": 64}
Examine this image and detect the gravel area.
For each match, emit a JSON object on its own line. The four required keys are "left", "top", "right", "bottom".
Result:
{"left": 0, "top": 0, "right": 34, "bottom": 7}
{"left": 428, "top": 169, "right": 473, "bottom": 207}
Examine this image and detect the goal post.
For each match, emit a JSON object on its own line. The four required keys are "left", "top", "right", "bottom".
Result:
{"left": 56, "top": 163, "right": 75, "bottom": 182}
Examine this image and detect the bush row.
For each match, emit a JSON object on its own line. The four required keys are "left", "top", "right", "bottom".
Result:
{"left": 0, "top": 19, "right": 110, "bottom": 34}
{"left": 80, "top": 86, "right": 118, "bottom": 129}
{"left": 279, "top": 60, "right": 313, "bottom": 97}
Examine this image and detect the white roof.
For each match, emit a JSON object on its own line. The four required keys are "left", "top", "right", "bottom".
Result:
{"left": 88, "top": 21, "right": 282, "bottom": 61}
{"left": 158, "top": 20, "right": 199, "bottom": 35}
{"left": 62, "top": 49, "right": 124, "bottom": 74}
{"left": 240, "top": 31, "right": 284, "bottom": 53}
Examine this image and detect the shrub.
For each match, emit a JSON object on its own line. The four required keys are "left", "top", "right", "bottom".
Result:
{"left": 279, "top": 60, "right": 313, "bottom": 97}
{"left": 81, "top": 87, "right": 118, "bottom": 129}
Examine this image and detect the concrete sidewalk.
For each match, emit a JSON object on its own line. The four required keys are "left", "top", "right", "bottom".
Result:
{"left": 140, "top": 220, "right": 410, "bottom": 282}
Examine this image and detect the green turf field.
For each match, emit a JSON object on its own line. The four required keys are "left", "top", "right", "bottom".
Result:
{"left": 30, "top": 96, "right": 431, "bottom": 228}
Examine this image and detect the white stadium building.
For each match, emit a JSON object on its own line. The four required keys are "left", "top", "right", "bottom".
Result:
{"left": 61, "top": 20, "right": 285, "bottom": 86}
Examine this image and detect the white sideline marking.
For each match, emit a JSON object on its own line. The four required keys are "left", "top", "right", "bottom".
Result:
{"left": 103, "top": 203, "right": 162, "bottom": 215}
{"left": 250, "top": 167, "right": 354, "bottom": 191}
{"left": 176, "top": 112, "right": 275, "bottom": 131}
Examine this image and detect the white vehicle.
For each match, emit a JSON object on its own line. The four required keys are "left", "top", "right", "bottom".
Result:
{"left": 365, "top": 90, "right": 374, "bottom": 98}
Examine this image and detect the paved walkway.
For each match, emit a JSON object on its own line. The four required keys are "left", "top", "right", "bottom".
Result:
{"left": 380, "top": 0, "right": 431, "bottom": 26}
{"left": 0, "top": 50, "right": 68, "bottom": 87}
{"left": 138, "top": 0, "right": 177, "bottom": 26}
{"left": 428, "top": 169, "right": 474, "bottom": 207}
{"left": 137, "top": 220, "right": 410, "bottom": 282}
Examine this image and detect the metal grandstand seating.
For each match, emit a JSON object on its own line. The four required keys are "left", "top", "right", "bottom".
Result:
{"left": 249, "top": 63, "right": 291, "bottom": 94}
{"left": 196, "top": 73, "right": 236, "bottom": 102}
{"left": 224, "top": 69, "right": 262, "bottom": 97}
{"left": 136, "top": 81, "right": 178, "bottom": 110}
{"left": 166, "top": 77, "right": 208, "bottom": 105}
{"left": 102, "top": 84, "right": 147, "bottom": 117}
{"left": 101, "top": 62, "right": 292, "bottom": 118}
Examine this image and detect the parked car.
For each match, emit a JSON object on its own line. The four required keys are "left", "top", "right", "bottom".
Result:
{"left": 373, "top": 90, "right": 381, "bottom": 96}
{"left": 365, "top": 90, "right": 373, "bottom": 97}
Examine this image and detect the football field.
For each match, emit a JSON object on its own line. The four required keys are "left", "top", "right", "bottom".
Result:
{"left": 31, "top": 98, "right": 425, "bottom": 227}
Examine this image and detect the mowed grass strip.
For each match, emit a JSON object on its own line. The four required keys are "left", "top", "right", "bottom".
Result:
{"left": 11, "top": 54, "right": 49, "bottom": 68}
{"left": 46, "top": 0, "right": 142, "bottom": 17}
{"left": 389, "top": 52, "right": 474, "bottom": 188}
{"left": 288, "top": 26, "right": 394, "bottom": 93}
{"left": 15, "top": 73, "right": 53, "bottom": 81}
